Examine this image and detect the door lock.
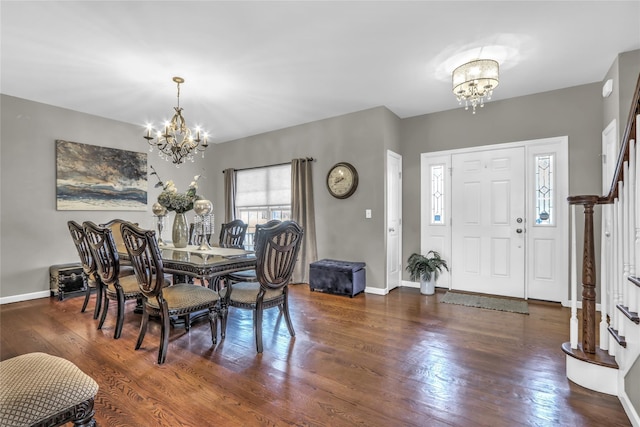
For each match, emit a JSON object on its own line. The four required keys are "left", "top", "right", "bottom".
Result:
{"left": 516, "top": 218, "right": 523, "bottom": 223}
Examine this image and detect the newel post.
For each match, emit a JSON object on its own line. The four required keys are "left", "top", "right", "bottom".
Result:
{"left": 568, "top": 195, "right": 600, "bottom": 354}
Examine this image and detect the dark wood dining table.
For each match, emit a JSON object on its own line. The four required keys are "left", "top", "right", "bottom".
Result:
{"left": 119, "top": 243, "right": 256, "bottom": 287}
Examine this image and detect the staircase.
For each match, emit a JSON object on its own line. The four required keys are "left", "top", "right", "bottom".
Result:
{"left": 564, "top": 73, "right": 640, "bottom": 425}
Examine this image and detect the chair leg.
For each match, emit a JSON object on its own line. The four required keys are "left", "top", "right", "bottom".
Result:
{"left": 208, "top": 308, "right": 218, "bottom": 345}
{"left": 114, "top": 290, "right": 125, "bottom": 339}
{"left": 81, "top": 286, "right": 91, "bottom": 313}
{"left": 93, "top": 286, "right": 103, "bottom": 320}
{"left": 219, "top": 301, "right": 228, "bottom": 339}
{"left": 136, "top": 306, "right": 149, "bottom": 350}
{"left": 254, "top": 304, "right": 264, "bottom": 353}
{"left": 183, "top": 314, "right": 190, "bottom": 331}
{"left": 98, "top": 295, "right": 109, "bottom": 330}
{"left": 158, "top": 303, "right": 170, "bottom": 364}
{"left": 283, "top": 297, "right": 296, "bottom": 337}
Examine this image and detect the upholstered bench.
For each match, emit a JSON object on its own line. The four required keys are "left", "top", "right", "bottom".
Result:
{"left": 0, "top": 352, "right": 98, "bottom": 427}
{"left": 309, "top": 259, "right": 366, "bottom": 297}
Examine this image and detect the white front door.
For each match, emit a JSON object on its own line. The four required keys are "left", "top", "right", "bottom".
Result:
{"left": 386, "top": 150, "right": 402, "bottom": 292}
{"left": 451, "top": 147, "right": 526, "bottom": 298}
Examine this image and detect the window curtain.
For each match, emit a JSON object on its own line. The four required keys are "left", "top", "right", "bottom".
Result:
{"left": 223, "top": 168, "right": 237, "bottom": 223}
{"left": 291, "top": 158, "right": 318, "bottom": 283}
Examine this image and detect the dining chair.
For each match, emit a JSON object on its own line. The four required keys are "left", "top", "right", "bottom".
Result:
{"left": 221, "top": 220, "right": 303, "bottom": 353}
{"left": 100, "top": 219, "right": 136, "bottom": 266}
{"left": 120, "top": 222, "right": 221, "bottom": 364}
{"left": 219, "top": 219, "right": 248, "bottom": 248}
{"left": 83, "top": 221, "right": 142, "bottom": 339}
{"left": 67, "top": 220, "right": 103, "bottom": 319}
{"left": 189, "top": 223, "right": 212, "bottom": 246}
{"left": 225, "top": 220, "right": 281, "bottom": 285}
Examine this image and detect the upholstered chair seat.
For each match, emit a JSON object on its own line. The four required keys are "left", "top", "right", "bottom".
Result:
{"left": 220, "top": 282, "right": 282, "bottom": 304}
{"left": 104, "top": 274, "right": 140, "bottom": 299}
{"left": 0, "top": 352, "right": 98, "bottom": 427}
{"left": 145, "top": 284, "right": 219, "bottom": 311}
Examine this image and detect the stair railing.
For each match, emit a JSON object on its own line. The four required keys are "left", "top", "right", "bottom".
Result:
{"left": 568, "top": 73, "right": 640, "bottom": 355}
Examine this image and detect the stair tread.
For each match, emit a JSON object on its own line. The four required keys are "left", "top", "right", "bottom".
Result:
{"left": 561, "top": 342, "right": 619, "bottom": 369}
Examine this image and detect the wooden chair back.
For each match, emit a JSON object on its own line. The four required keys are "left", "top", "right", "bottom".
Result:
{"left": 67, "top": 220, "right": 95, "bottom": 277}
{"left": 83, "top": 221, "right": 120, "bottom": 286}
{"left": 219, "top": 219, "right": 248, "bottom": 247}
{"left": 120, "top": 222, "right": 166, "bottom": 300}
{"left": 255, "top": 221, "right": 304, "bottom": 290}
{"left": 100, "top": 219, "right": 136, "bottom": 254}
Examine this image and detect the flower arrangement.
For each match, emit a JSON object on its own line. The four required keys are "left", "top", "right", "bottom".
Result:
{"left": 151, "top": 166, "right": 201, "bottom": 213}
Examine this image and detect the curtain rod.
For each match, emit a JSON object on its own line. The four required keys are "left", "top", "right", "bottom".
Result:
{"left": 222, "top": 157, "right": 315, "bottom": 173}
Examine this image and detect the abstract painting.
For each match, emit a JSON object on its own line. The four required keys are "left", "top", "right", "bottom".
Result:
{"left": 56, "top": 140, "right": 147, "bottom": 211}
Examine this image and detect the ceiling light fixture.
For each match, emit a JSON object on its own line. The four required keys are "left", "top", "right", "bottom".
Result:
{"left": 144, "top": 76, "right": 209, "bottom": 165}
{"left": 452, "top": 59, "right": 499, "bottom": 114}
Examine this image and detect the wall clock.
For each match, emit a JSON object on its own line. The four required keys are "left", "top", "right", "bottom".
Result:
{"left": 326, "top": 162, "right": 358, "bottom": 199}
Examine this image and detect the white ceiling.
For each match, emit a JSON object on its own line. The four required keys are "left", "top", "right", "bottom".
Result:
{"left": 2, "top": 1, "right": 639, "bottom": 144}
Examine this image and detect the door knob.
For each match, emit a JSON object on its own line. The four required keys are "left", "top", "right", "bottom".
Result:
{"left": 516, "top": 228, "right": 523, "bottom": 234}
{"left": 388, "top": 227, "right": 395, "bottom": 232}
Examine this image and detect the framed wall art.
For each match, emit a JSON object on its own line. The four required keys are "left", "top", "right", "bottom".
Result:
{"left": 56, "top": 140, "right": 147, "bottom": 211}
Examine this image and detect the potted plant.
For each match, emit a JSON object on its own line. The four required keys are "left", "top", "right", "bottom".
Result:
{"left": 406, "top": 251, "right": 449, "bottom": 295}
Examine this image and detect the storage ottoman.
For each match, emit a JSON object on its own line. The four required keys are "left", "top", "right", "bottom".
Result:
{"left": 50, "top": 263, "right": 87, "bottom": 300}
{"left": 309, "top": 259, "right": 366, "bottom": 297}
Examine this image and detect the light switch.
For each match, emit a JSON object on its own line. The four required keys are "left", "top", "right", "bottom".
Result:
{"left": 365, "top": 209, "right": 372, "bottom": 219}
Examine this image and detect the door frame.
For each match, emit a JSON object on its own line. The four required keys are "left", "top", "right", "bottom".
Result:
{"left": 419, "top": 136, "right": 569, "bottom": 302}
{"left": 386, "top": 150, "right": 402, "bottom": 293}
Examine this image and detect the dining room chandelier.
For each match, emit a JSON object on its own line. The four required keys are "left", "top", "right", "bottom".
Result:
{"left": 452, "top": 59, "right": 499, "bottom": 114}
{"left": 144, "top": 76, "right": 209, "bottom": 165}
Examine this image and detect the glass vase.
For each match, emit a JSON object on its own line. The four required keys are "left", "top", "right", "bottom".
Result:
{"left": 172, "top": 212, "right": 189, "bottom": 248}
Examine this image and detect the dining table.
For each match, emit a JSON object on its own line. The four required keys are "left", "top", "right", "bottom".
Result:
{"left": 118, "top": 243, "right": 256, "bottom": 289}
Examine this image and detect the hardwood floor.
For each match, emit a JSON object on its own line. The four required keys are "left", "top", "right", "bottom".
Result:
{"left": 0, "top": 285, "right": 631, "bottom": 427}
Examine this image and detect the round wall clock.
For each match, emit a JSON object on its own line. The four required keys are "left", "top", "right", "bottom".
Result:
{"left": 326, "top": 162, "right": 358, "bottom": 199}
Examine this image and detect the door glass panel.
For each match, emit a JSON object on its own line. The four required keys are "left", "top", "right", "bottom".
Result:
{"left": 431, "top": 164, "right": 445, "bottom": 225}
{"left": 534, "top": 154, "right": 554, "bottom": 225}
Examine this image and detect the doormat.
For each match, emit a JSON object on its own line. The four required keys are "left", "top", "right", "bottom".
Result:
{"left": 441, "top": 291, "right": 529, "bottom": 314}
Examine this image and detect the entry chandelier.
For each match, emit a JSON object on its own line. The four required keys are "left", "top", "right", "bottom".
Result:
{"left": 144, "top": 76, "right": 209, "bottom": 165}
{"left": 452, "top": 59, "right": 499, "bottom": 114}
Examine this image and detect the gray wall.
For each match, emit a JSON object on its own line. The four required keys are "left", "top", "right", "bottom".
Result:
{"left": 207, "top": 106, "right": 395, "bottom": 291}
{"left": 400, "top": 83, "right": 604, "bottom": 287}
{"left": 0, "top": 95, "right": 204, "bottom": 299}
{"left": 1, "top": 95, "right": 399, "bottom": 299}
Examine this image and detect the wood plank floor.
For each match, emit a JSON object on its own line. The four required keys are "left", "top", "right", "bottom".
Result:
{"left": 0, "top": 285, "right": 631, "bottom": 427}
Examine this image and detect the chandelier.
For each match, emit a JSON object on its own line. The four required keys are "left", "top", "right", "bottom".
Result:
{"left": 452, "top": 59, "right": 499, "bottom": 114}
{"left": 144, "top": 76, "right": 209, "bottom": 165}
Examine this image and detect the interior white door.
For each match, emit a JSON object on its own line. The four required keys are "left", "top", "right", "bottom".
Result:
{"left": 451, "top": 147, "right": 526, "bottom": 298}
{"left": 386, "top": 150, "right": 402, "bottom": 292}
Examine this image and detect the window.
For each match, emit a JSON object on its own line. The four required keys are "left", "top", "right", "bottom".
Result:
{"left": 235, "top": 164, "right": 291, "bottom": 248}
{"left": 430, "top": 164, "right": 445, "bottom": 225}
{"left": 534, "top": 154, "right": 554, "bottom": 225}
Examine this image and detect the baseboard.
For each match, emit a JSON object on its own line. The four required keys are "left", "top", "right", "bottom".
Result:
{"left": 402, "top": 280, "right": 419, "bottom": 289}
{"left": 0, "top": 290, "right": 50, "bottom": 305}
{"left": 619, "top": 389, "right": 640, "bottom": 427}
{"left": 365, "top": 287, "right": 387, "bottom": 295}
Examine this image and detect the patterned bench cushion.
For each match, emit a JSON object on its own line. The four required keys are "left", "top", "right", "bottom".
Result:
{"left": 0, "top": 352, "right": 98, "bottom": 426}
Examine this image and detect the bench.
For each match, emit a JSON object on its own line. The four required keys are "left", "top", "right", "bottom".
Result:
{"left": 309, "top": 259, "right": 366, "bottom": 297}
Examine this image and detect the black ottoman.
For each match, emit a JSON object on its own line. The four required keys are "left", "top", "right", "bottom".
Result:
{"left": 309, "top": 259, "right": 366, "bottom": 297}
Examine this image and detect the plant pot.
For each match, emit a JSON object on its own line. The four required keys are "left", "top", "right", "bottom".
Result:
{"left": 420, "top": 277, "right": 436, "bottom": 295}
